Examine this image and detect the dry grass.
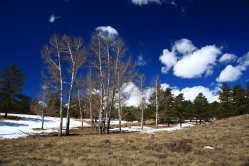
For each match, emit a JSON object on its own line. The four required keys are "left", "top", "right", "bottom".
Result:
{"left": 0, "top": 114, "right": 249, "bottom": 166}
{"left": 0, "top": 115, "right": 22, "bottom": 121}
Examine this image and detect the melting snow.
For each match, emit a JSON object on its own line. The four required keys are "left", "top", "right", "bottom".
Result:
{"left": 0, "top": 113, "right": 90, "bottom": 139}
{"left": 0, "top": 113, "right": 195, "bottom": 140}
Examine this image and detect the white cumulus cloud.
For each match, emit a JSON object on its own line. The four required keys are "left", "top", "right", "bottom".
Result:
{"left": 216, "top": 52, "right": 249, "bottom": 82}
{"left": 123, "top": 82, "right": 219, "bottom": 107}
{"left": 236, "top": 52, "right": 249, "bottom": 71}
{"left": 96, "top": 26, "right": 118, "bottom": 39}
{"left": 171, "top": 86, "right": 219, "bottom": 103}
{"left": 160, "top": 39, "right": 221, "bottom": 78}
{"left": 218, "top": 53, "right": 237, "bottom": 63}
{"left": 173, "top": 45, "right": 221, "bottom": 78}
{"left": 216, "top": 65, "right": 242, "bottom": 82}
{"left": 173, "top": 38, "right": 197, "bottom": 55}
{"left": 159, "top": 49, "right": 177, "bottom": 74}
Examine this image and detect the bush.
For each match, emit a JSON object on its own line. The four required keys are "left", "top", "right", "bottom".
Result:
{"left": 165, "top": 139, "right": 193, "bottom": 152}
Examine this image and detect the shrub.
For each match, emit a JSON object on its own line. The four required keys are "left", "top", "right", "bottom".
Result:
{"left": 166, "top": 139, "right": 193, "bottom": 152}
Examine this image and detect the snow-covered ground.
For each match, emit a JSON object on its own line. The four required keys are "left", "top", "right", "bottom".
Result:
{"left": 0, "top": 113, "right": 90, "bottom": 140}
{"left": 0, "top": 113, "right": 195, "bottom": 140}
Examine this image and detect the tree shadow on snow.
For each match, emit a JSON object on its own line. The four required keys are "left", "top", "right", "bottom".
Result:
{"left": 19, "top": 117, "right": 54, "bottom": 123}
{"left": 0, "top": 121, "right": 28, "bottom": 127}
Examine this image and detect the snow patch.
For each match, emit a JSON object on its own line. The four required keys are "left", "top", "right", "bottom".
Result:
{"left": 0, "top": 114, "right": 195, "bottom": 140}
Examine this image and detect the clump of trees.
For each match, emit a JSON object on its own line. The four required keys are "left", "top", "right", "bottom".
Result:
{"left": 39, "top": 30, "right": 136, "bottom": 136}
{"left": 0, "top": 63, "right": 29, "bottom": 117}
{"left": 144, "top": 82, "right": 249, "bottom": 125}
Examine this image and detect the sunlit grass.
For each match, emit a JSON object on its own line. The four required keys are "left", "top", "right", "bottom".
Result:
{"left": 0, "top": 114, "right": 248, "bottom": 166}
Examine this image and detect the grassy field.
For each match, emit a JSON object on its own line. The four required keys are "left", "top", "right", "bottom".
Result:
{"left": 0, "top": 115, "right": 249, "bottom": 166}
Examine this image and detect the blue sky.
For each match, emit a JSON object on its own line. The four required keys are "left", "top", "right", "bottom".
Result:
{"left": 0, "top": 0, "right": 249, "bottom": 103}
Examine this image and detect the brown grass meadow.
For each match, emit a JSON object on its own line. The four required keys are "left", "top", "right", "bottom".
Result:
{"left": 0, "top": 114, "right": 249, "bottom": 166}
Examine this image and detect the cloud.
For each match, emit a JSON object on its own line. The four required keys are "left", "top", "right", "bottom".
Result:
{"left": 218, "top": 53, "right": 237, "bottom": 63}
{"left": 137, "top": 55, "right": 147, "bottom": 66}
{"left": 123, "top": 81, "right": 219, "bottom": 107}
{"left": 131, "top": 0, "right": 162, "bottom": 6}
{"left": 236, "top": 52, "right": 249, "bottom": 71}
{"left": 160, "top": 39, "right": 221, "bottom": 78}
{"left": 173, "top": 45, "right": 221, "bottom": 78}
{"left": 216, "top": 65, "right": 242, "bottom": 82}
{"left": 170, "top": 0, "right": 177, "bottom": 7}
{"left": 159, "top": 49, "right": 177, "bottom": 74}
{"left": 96, "top": 26, "right": 118, "bottom": 39}
{"left": 49, "top": 15, "right": 60, "bottom": 23}
{"left": 131, "top": 0, "right": 178, "bottom": 6}
{"left": 171, "top": 86, "right": 219, "bottom": 103}
{"left": 122, "top": 82, "right": 141, "bottom": 107}
{"left": 160, "top": 83, "right": 170, "bottom": 90}
{"left": 173, "top": 38, "right": 196, "bottom": 55}
{"left": 216, "top": 52, "right": 249, "bottom": 82}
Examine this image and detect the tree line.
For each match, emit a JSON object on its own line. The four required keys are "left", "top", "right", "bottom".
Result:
{"left": 1, "top": 30, "right": 249, "bottom": 136}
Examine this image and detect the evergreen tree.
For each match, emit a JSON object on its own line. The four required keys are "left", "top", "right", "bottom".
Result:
{"left": 232, "top": 84, "right": 246, "bottom": 115}
{"left": 209, "top": 101, "right": 220, "bottom": 119}
{"left": 244, "top": 81, "right": 249, "bottom": 114}
{"left": 0, "top": 63, "right": 27, "bottom": 117}
{"left": 193, "top": 92, "right": 209, "bottom": 124}
{"left": 30, "top": 97, "right": 40, "bottom": 115}
{"left": 182, "top": 100, "right": 193, "bottom": 121}
{"left": 171, "top": 93, "right": 185, "bottom": 127}
{"left": 13, "top": 95, "right": 32, "bottom": 114}
{"left": 218, "top": 83, "right": 232, "bottom": 117}
{"left": 162, "top": 88, "right": 174, "bottom": 126}
{"left": 46, "top": 92, "right": 60, "bottom": 117}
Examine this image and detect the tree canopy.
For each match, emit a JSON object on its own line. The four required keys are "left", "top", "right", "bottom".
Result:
{"left": 0, "top": 63, "right": 27, "bottom": 117}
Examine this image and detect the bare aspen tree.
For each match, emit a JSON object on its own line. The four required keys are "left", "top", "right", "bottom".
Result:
{"left": 38, "top": 70, "right": 51, "bottom": 129}
{"left": 41, "top": 34, "right": 64, "bottom": 136}
{"left": 137, "top": 73, "right": 146, "bottom": 129}
{"left": 85, "top": 69, "right": 95, "bottom": 128}
{"left": 103, "top": 37, "right": 137, "bottom": 133}
{"left": 116, "top": 58, "right": 137, "bottom": 132}
{"left": 62, "top": 35, "right": 87, "bottom": 136}
{"left": 38, "top": 85, "right": 49, "bottom": 129}
{"left": 75, "top": 74, "right": 85, "bottom": 128}
{"left": 152, "top": 75, "right": 165, "bottom": 128}
{"left": 90, "top": 29, "right": 137, "bottom": 134}
{"left": 90, "top": 31, "right": 107, "bottom": 135}
{"left": 106, "top": 39, "right": 127, "bottom": 133}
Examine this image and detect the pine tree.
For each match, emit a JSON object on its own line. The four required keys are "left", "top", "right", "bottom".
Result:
{"left": 46, "top": 92, "right": 60, "bottom": 117}
{"left": 232, "top": 84, "right": 246, "bottom": 116}
{"left": 193, "top": 92, "right": 209, "bottom": 124}
{"left": 218, "top": 83, "right": 232, "bottom": 117}
{"left": 171, "top": 93, "right": 185, "bottom": 127}
{"left": 13, "top": 95, "right": 32, "bottom": 114}
{"left": 244, "top": 81, "right": 249, "bottom": 114}
{"left": 30, "top": 97, "right": 40, "bottom": 115}
{"left": 209, "top": 101, "right": 220, "bottom": 119}
{"left": 162, "top": 88, "right": 174, "bottom": 125}
{"left": 0, "top": 63, "right": 27, "bottom": 117}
